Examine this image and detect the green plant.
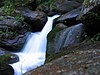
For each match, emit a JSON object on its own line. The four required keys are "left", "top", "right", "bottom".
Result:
{"left": 43, "top": 0, "right": 56, "bottom": 8}
{"left": 91, "top": 33, "right": 100, "bottom": 41}
{"left": 15, "top": 15, "right": 24, "bottom": 22}
{"left": 2, "top": 0, "right": 15, "bottom": 15}
{"left": 0, "top": 54, "right": 11, "bottom": 63}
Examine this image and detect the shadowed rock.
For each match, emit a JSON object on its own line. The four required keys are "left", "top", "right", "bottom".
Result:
{"left": 15, "top": 8, "right": 47, "bottom": 32}
{"left": 0, "top": 63, "right": 14, "bottom": 75}
{"left": 47, "top": 23, "right": 85, "bottom": 57}
{"left": 0, "top": 15, "right": 30, "bottom": 51}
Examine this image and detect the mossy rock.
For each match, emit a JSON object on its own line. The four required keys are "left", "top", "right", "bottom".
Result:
{"left": 0, "top": 54, "right": 19, "bottom": 64}
{"left": 46, "top": 23, "right": 67, "bottom": 57}
{"left": 80, "top": 4, "right": 100, "bottom": 36}
{"left": 46, "top": 40, "right": 100, "bottom": 63}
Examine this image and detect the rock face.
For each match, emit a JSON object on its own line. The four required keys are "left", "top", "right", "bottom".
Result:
{"left": 78, "top": 0, "right": 100, "bottom": 36}
{"left": 47, "top": 23, "right": 67, "bottom": 57}
{"left": 47, "top": 23, "right": 84, "bottom": 56}
{"left": 0, "top": 48, "right": 9, "bottom": 55}
{"left": 16, "top": 8, "right": 47, "bottom": 32}
{"left": 0, "top": 54, "right": 19, "bottom": 64}
{"left": 36, "top": 0, "right": 83, "bottom": 15}
{"left": 56, "top": 6, "right": 82, "bottom": 26}
{"left": 0, "top": 62, "right": 14, "bottom": 75}
{"left": 54, "top": 23, "right": 84, "bottom": 53}
{"left": 0, "top": 48, "right": 19, "bottom": 64}
{"left": 24, "top": 49, "right": 100, "bottom": 75}
{"left": 0, "top": 15, "right": 30, "bottom": 51}
{"left": 54, "top": 0, "right": 81, "bottom": 14}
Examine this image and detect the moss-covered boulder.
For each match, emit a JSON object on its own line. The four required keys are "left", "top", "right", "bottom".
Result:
{"left": 0, "top": 47, "right": 19, "bottom": 64}
{"left": 46, "top": 23, "right": 67, "bottom": 57}
{"left": 0, "top": 54, "right": 19, "bottom": 64}
{"left": 47, "top": 23, "right": 84, "bottom": 57}
{"left": 78, "top": 0, "right": 100, "bottom": 36}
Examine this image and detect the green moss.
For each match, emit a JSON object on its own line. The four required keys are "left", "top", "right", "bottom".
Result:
{"left": 0, "top": 30, "right": 16, "bottom": 40}
{"left": 90, "top": 33, "right": 100, "bottom": 42}
{"left": 47, "top": 25, "right": 61, "bottom": 41}
{"left": 0, "top": 54, "right": 12, "bottom": 64}
{"left": 81, "top": 11, "right": 98, "bottom": 25}
{"left": 84, "top": 0, "right": 89, "bottom": 3}
{"left": 2, "top": 0, "right": 15, "bottom": 15}
{"left": 43, "top": 0, "right": 57, "bottom": 10}
{"left": 0, "top": 16, "right": 5, "bottom": 20}
{"left": 15, "top": 15, "right": 24, "bottom": 22}
{"left": 1, "top": 0, "right": 34, "bottom": 16}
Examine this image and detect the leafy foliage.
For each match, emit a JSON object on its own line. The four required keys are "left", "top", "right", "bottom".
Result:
{"left": 2, "top": 0, "right": 15, "bottom": 15}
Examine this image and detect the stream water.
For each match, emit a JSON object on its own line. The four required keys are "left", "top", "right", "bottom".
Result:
{"left": 10, "top": 15, "right": 60, "bottom": 75}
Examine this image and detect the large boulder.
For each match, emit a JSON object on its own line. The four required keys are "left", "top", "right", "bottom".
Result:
{"left": 54, "top": 23, "right": 84, "bottom": 53}
{"left": 0, "top": 15, "right": 30, "bottom": 51}
{"left": 24, "top": 49, "right": 100, "bottom": 75}
{"left": 47, "top": 23, "right": 84, "bottom": 57}
{"left": 54, "top": 0, "right": 81, "bottom": 14}
{"left": 0, "top": 53, "right": 19, "bottom": 64}
{"left": 0, "top": 62, "right": 14, "bottom": 75}
{"left": 77, "top": 0, "right": 100, "bottom": 36}
{"left": 0, "top": 48, "right": 19, "bottom": 64}
{"left": 56, "top": 6, "right": 82, "bottom": 26}
{"left": 15, "top": 8, "right": 47, "bottom": 32}
{"left": 47, "top": 23, "right": 67, "bottom": 57}
{"left": 36, "top": 0, "right": 82, "bottom": 15}
{"left": 0, "top": 48, "right": 9, "bottom": 55}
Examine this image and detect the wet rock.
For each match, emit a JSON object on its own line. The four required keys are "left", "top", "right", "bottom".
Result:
{"left": 24, "top": 49, "right": 100, "bottom": 75}
{"left": 36, "top": 0, "right": 82, "bottom": 15}
{"left": 56, "top": 6, "right": 82, "bottom": 26}
{"left": 55, "top": 23, "right": 67, "bottom": 29}
{"left": 54, "top": 0, "right": 81, "bottom": 14}
{"left": 46, "top": 40, "right": 100, "bottom": 63}
{"left": 47, "top": 23, "right": 84, "bottom": 57}
{"left": 0, "top": 15, "right": 30, "bottom": 51}
{"left": 47, "top": 23, "right": 67, "bottom": 57}
{"left": 77, "top": 0, "right": 100, "bottom": 19}
{"left": 54, "top": 23, "right": 84, "bottom": 52}
{"left": 1, "top": 32, "right": 30, "bottom": 51}
{"left": 16, "top": 8, "right": 47, "bottom": 32}
{"left": 78, "top": 0, "right": 100, "bottom": 36}
{"left": 0, "top": 48, "right": 9, "bottom": 55}
{"left": 0, "top": 48, "right": 19, "bottom": 64}
{"left": 0, "top": 53, "right": 19, "bottom": 64}
{"left": 0, "top": 62, "right": 14, "bottom": 75}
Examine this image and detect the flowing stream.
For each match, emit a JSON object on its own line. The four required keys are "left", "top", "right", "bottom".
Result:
{"left": 10, "top": 15, "right": 60, "bottom": 75}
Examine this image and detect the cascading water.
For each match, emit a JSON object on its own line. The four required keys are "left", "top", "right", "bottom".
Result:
{"left": 10, "top": 15, "right": 60, "bottom": 75}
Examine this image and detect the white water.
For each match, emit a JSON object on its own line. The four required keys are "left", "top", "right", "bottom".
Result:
{"left": 10, "top": 15, "right": 60, "bottom": 75}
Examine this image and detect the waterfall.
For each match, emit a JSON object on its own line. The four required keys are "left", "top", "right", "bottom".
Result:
{"left": 10, "top": 15, "right": 60, "bottom": 75}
